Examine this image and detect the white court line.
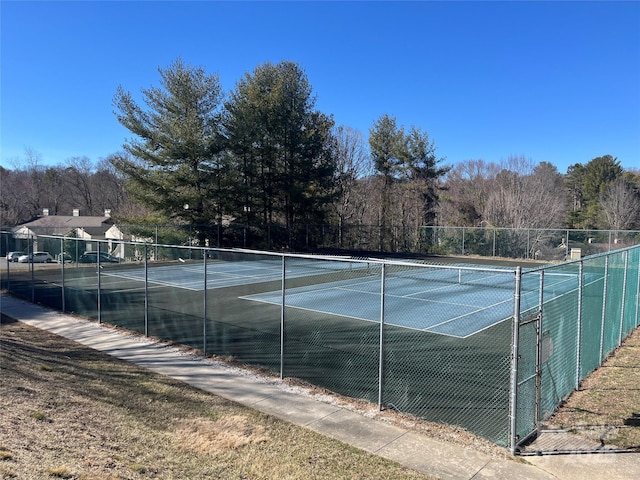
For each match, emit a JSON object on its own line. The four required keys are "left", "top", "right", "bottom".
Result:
{"left": 241, "top": 277, "right": 512, "bottom": 338}
{"left": 244, "top": 292, "right": 510, "bottom": 339}
{"left": 245, "top": 296, "right": 377, "bottom": 325}
{"left": 331, "top": 284, "right": 477, "bottom": 308}
{"left": 423, "top": 298, "right": 513, "bottom": 331}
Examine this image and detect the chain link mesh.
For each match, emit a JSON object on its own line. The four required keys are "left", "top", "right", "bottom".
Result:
{"left": 2, "top": 231, "right": 639, "bottom": 450}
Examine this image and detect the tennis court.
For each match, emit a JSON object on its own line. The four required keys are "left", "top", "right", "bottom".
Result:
{"left": 98, "top": 257, "right": 365, "bottom": 291}
{"left": 4, "top": 234, "right": 638, "bottom": 451}
{"left": 72, "top": 258, "right": 599, "bottom": 340}
{"left": 242, "top": 265, "right": 596, "bottom": 338}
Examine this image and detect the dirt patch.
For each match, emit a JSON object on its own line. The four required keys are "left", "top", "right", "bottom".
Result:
{"left": 175, "top": 415, "right": 269, "bottom": 454}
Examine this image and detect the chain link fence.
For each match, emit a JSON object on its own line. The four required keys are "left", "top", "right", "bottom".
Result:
{"left": 2, "top": 230, "right": 638, "bottom": 453}
{"left": 6, "top": 223, "right": 638, "bottom": 260}
{"left": 513, "top": 246, "right": 640, "bottom": 451}
{"left": 421, "top": 226, "right": 640, "bottom": 261}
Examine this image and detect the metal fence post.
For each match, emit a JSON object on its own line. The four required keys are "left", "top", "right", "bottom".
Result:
{"left": 620, "top": 251, "right": 628, "bottom": 344}
{"left": 203, "top": 252, "right": 208, "bottom": 355}
{"left": 575, "top": 260, "right": 584, "bottom": 389}
{"left": 280, "top": 255, "right": 286, "bottom": 379}
{"left": 493, "top": 228, "right": 497, "bottom": 257}
{"left": 97, "top": 242, "right": 102, "bottom": 324}
{"left": 144, "top": 243, "right": 149, "bottom": 337}
{"left": 535, "top": 270, "right": 544, "bottom": 430}
{"left": 509, "top": 266, "right": 522, "bottom": 455}
{"left": 378, "top": 262, "right": 386, "bottom": 411}
{"left": 60, "top": 237, "right": 65, "bottom": 313}
{"left": 6, "top": 234, "right": 10, "bottom": 292}
{"left": 30, "top": 236, "right": 34, "bottom": 303}
{"left": 461, "top": 227, "right": 466, "bottom": 256}
{"left": 599, "top": 255, "right": 609, "bottom": 362}
{"left": 636, "top": 249, "right": 640, "bottom": 328}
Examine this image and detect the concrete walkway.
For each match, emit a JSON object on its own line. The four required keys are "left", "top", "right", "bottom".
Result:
{"left": 1, "top": 294, "right": 638, "bottom": 479}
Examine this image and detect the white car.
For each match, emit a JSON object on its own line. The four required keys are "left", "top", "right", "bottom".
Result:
{"left": 17, "top": 252, "right": 54, "bottom": 263}
{"left": 6, "top": 251, "right": 22, "bottom": 262}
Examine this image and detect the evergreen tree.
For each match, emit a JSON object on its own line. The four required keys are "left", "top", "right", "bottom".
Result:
{"left": 112, "top": 58, "right": 227, "bottom": 242}
{"left": 224, "top": 61, "right": 335, "bottom": 229}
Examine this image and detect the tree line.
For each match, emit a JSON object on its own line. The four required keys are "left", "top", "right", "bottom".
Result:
{"left": 2, "top": 59, "right": 639, "bottom": 245}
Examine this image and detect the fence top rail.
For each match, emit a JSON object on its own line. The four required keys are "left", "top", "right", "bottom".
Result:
{"left": 227, "top": 247, "right": 518, "bottom": 273}
{"left": 32, "top": 235, "right": 518, "bottom": 274}
{"left": 421, "top": 226, "right": 640, "bottom": 235}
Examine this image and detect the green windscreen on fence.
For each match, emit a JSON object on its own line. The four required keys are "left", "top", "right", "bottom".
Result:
{"left": 602, "top": 251, "right": 625, "bottom": 361}
{"left": 580, "top": 255, "right": 607, "bottom": 379}
{"left": 537, "top": 263, "right": 581, "bottom": 420}
{"left": 282, "top": 256, "right": 381, "bottom": 402}
{"left": 518, "top": 247, "right": 640, "bottom": 441}
{"left": 623, "top": 248, "right": 640, "bottom": 337}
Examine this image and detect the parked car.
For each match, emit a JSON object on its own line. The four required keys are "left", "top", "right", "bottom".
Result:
{"left": 17, "top": 252, "right": 54, "bottom": 263}
{"left": 78, "top": 252, "right": 121, "bottom": 263}
{"left": 6, "top": 251, "right": 22, "bottom": 262}
{"left": 56, "top": 252, "right": 73, "bottom": 264}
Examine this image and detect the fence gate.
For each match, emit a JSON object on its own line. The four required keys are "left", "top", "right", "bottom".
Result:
{"left": 513, "top": 310, "right": 541, "bottom": 452}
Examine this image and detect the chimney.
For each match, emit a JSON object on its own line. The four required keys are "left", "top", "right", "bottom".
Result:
{"left": 73, "top": 209, "right": 80, "bottom": 217}
{"left": 42, "top": 208, "right": 50, "bottom": 216}
{"left": 104, "top": 209, "right": 111, "bottom": 218}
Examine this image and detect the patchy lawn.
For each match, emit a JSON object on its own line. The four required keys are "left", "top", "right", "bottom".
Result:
{"left": 0, "top": 316, "right": 431, "bottom": 480}
{"left": 543, "top": 326, "right": 640, "bottom": 449}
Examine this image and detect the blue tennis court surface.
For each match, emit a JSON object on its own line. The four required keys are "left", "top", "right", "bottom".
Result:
{"left": 242, "top": 275, "right": 515, "bottom": 338}
{"left": 102, "top": 259, "right": 363, "bottom": 291}
{"left": 98, "top": 259, "right": 593, "bottom": 339}
{"left": 103, "top": 261, "right": 282, "bottom": 290}
{"left": 241, "top": 270, "right": 593, "bottom": 339}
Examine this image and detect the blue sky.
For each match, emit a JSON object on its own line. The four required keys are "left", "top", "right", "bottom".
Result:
{"left": 2, "top": 1, "right": 639, "bottom": 174}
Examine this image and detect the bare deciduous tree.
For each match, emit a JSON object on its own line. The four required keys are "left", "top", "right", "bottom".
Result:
{"left": 599, "top": 178, "right": 640, "bottom": 230}
{"left": 329, "top": 126, "right": 373, "bottom": 246}
{"left": 483, "top": 157, "right": 565, "bottom": 229}
{"left": 63, "top": 156, "right": 97, "bottom": 215}
{"left": 437, "top": 159, "right": 499, "bottom": 226}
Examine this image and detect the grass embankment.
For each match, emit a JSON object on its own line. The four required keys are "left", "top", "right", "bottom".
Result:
{"left": 1, "top": 312, "right": 638, "bottom": 479}
{"left": 544, "top": 326, "right": 640, "bottom": 449}
{"left": 0, "top": 316, "right": 430, "bottom": 480}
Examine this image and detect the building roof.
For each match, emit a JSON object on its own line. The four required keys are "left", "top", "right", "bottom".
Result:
{"left": 14, "top": 215, "right": 115, "bottom": 237}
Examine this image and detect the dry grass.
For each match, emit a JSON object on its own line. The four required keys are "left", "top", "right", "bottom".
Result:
{"left": 543, "top": 327, "right": 640, "bottom": 449}
{"left": 0, "top": 316, "right": 432, "bottom": 480}
{"left": 2, "top": 309, "right": 638, "bottom": 479}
